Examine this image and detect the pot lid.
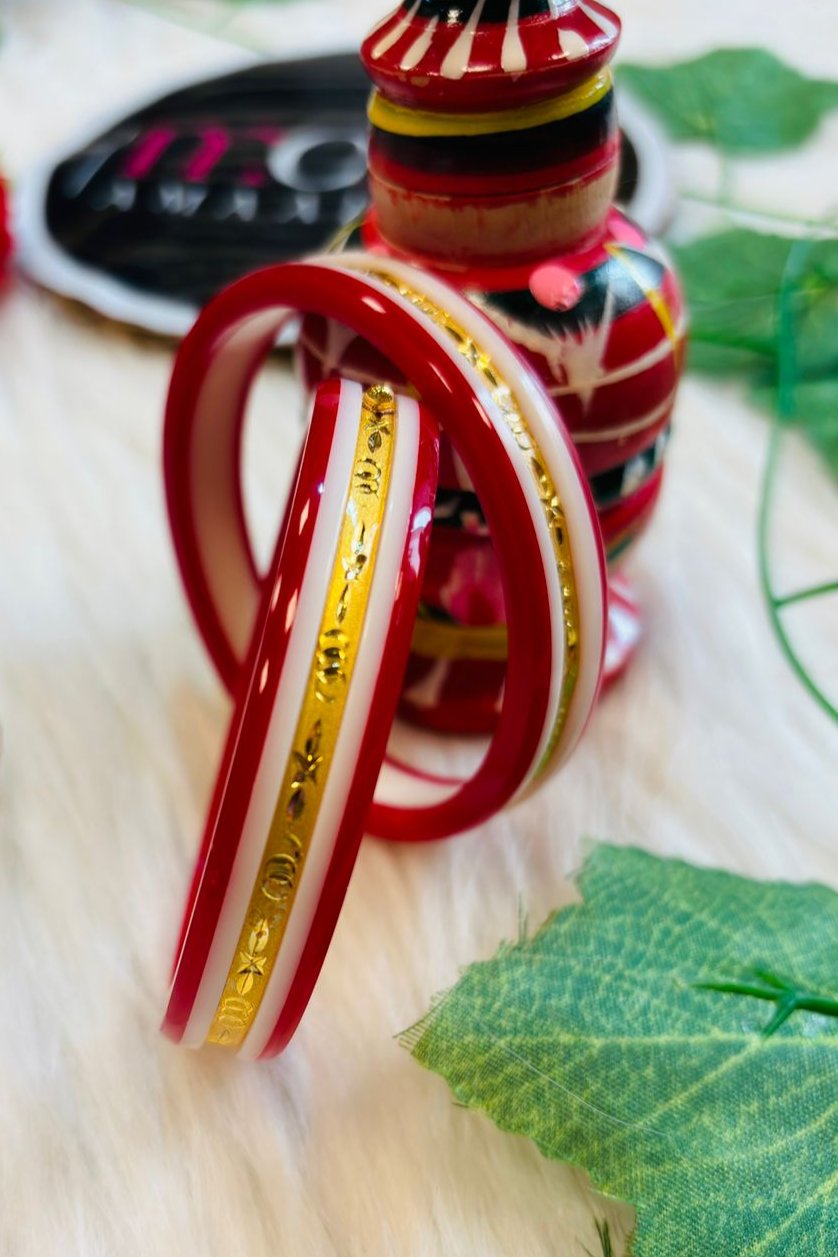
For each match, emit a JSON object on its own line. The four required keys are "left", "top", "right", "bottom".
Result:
{"left": 362, "top": 0, "right": 621, "bottom": 111}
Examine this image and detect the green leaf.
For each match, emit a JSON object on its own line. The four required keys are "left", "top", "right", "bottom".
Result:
{"left": 672, "top": 228, "right": 791, "bottom": 374}
{"left": 671, "top": 227, "right": 838, "bottom": 476}
{"left": 406, "top": 844, "right": 838, "bottom": 1257}
{"left": 619, "top": 49, "right": 838, "bottom": 153}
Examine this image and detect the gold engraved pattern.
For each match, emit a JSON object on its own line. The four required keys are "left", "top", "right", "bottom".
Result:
{"left": 208, "top": 386, "right": 396, "bottom": 1047}
{"left": 374, "top": 273, "right": 580, "bottom": 773}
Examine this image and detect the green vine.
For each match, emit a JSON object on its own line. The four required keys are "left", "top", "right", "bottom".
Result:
{"left": 757, "top": 235, "right": 838, "bottom": 724}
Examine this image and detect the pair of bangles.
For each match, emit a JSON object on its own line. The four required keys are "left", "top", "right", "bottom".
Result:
{"left": 163, "top": 253, "right": 607, "bottom": 1058}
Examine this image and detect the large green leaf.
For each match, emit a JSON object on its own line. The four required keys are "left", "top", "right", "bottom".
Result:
{"left": 619, "top": 49, "right": 838, "bottom": 153}
{"left": 406, "top": 844, "right": 838, "bottom": 1256}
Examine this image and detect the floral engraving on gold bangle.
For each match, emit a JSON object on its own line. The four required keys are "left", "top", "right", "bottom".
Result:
{"left": 374, "top": 273, "right": 580, "bottom": 773}
{"left": 208, "top": 385, "right": 396, "bottom": 1048}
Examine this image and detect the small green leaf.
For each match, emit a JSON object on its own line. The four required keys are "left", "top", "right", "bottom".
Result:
{"left": 671, "top": 227, "right": 838, "bottom": 477}
{"left": 619, "top": 49, "right": 838, "bottom": 153}
{"left": 672, "top": 228, "right": 791, "bottom": 374}
{"left": 406, "top": 844, "right": 838, "bottom": 1257}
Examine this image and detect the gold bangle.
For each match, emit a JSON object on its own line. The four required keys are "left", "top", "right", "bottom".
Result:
{"left": 208, "top": 386, "right": 396, "bottom": 1048}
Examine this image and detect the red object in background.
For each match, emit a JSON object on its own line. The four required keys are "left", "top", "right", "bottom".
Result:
{"left": 0, "top": 180, "right": 12, "bottom": 272}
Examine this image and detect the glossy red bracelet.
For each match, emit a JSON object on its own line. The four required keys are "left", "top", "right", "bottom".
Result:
{"left": 164, "top": 255, "right": 607, "bottom": 842}
{"left": 165, "top": 378, "right": 439, "bottom": 1056}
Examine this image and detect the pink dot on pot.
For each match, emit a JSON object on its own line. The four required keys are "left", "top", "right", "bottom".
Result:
{"left": 529, "top": 263, "right": 584, "bottom": 311}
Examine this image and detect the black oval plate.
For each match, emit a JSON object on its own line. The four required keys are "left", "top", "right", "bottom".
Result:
{"left": 15, "top": 52, "right": 673, "bottom": 337}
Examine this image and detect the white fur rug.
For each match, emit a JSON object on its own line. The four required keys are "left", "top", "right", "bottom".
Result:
{"left": 1, "top": 2, "right": 837, "bottom": 1254}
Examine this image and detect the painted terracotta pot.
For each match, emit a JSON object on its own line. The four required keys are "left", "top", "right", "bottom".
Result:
{"left": 299, "top": 0, "right": 685, "bottom": 731}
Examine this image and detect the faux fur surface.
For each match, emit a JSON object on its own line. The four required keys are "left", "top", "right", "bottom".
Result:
{"left": 1, "top": 3, "right": 837, "bottom": 1254}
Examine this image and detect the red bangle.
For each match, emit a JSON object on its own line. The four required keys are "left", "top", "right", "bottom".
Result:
{"left": 165, "top": 379, "right": 439, "bottom": 1056}
{"left": 164, "top": 254, "right": 606, "bottom": 841}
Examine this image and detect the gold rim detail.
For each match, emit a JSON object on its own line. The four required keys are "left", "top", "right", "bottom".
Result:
{"left": 367, "top": 71, "right": 612, "bottom": 138}
{"left": 208, "top": 384, "right": 397, "bottom": 1048}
